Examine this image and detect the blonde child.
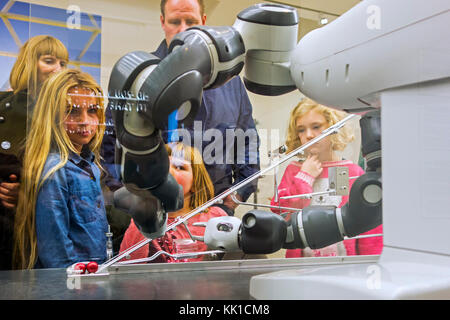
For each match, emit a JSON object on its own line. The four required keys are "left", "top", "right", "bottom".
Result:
{"left": 271, "top": 98, "right": 383, "bottom": 258}
{"left": 13, "top": 69, "right": 107, "bottom": 269}
{"left": 120, "top": 142, "right": 228, "bottom": 263}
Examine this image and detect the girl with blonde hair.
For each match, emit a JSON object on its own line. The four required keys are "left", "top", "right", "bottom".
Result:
{"left": 1, "top": 35, "right": 68, "bottom": 269}
{"left": 13, "top": 69, "right": 107, "bottom": 269}
{"left": 271, "top": 98, "right": 383, "bottom": 258}
{"left": 284, "top": 98, "right": 355, "bottom": 157}
{"left": 120, "top": 142, "right": 228, "bottom": 263}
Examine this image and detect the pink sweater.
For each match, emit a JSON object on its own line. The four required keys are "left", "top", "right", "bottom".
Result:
{"left": 271, "top": 160, "right": 383, "bottom": 257}
{"left": 119, "top": 206, "right": 228, "bottom": 263}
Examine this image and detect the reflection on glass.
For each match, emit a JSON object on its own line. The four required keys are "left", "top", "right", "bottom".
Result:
{"left": 0, "top": 1, "right": 383, "bottom": 276}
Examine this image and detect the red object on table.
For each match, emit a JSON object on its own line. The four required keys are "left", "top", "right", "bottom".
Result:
{"left": 86, "top": 261, "right": 98, "bottom": 274}
{"left": 74, "top": 263, "right": 86, "bottom": 274}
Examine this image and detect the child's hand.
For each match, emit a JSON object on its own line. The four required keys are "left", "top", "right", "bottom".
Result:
{"left": 223, "top": 193, "right": 242, "bottom": 211}
{"left": 301, "top": 155, "right": 323, "bottom": 178}
{"left": 0, "top": 174, "right": 20, "bottom": 209}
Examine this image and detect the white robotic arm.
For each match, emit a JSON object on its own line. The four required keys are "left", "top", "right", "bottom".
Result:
{"left": 199, "top": 0, "right": 449, "bottom": 255}
{"left": 199, "top": 3, "right": 384, "bottom": 254}
{"left": 106, "top": 2, "right": 378, "bottom": 250}
{"left": 107, "top": 0, "right": 449, "bottom": 255}
{"left": 103, "top": 0, "right": 450, "bottom": 299}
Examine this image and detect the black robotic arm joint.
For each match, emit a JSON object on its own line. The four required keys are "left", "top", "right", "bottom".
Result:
{"left": 148, "top": 70, "right": 203, "bottom": 129}
{"left": 360, "top": 110, "right": 381, "bottom": 172}
{"left": 187, "top": 26, "right": 246, "bottom": 63}
{"left": 170, "top": 26, "right": 246, "bottom": 90}
{"left": 240, "top": 210, "right": 287, "bottom": 254}
{"left": 210, "top": 62, "right": 245, "bottom": 89}
{"left": 301, "top": 206, "right": 345, "bottom": 249}
{"left": 108, "top": 51, "right": 160, "bottom": 130}
{"left": 341, "top": 171, "right": 382, "bottom": 238}
{"left": 243, "top": 78, "right": 297, "bottom": 96}
{"left": 120, "top": 140, "right": 169, "bottom": 189}
{"left": 113, "top": 186, "right": 168, "bottom": 239}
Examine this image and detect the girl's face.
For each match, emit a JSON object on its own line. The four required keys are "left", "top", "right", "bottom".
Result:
{"left": 296, "top": 110, "right": 333, "bottom": 160}
{"left": 37, "top": 54, "right": 67, "bottom": 85}
{"left": 169, "top": 155, "right": 193, "bottom": 196}
{"left": 64, "top": 87, "right": 100, "bottom": 153}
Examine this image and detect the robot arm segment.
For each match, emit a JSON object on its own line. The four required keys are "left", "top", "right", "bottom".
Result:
{"left": 205, "top": 112, "right": 382, "bottom": 254}
{"left": 108, "top": 26, "right": 246, "bottom": 239}
{"left": 171, "top": 26, "right": 245, "bottom": 90}
{"left": 108, "top": 51, "right": 186, "bottom": 238}
{"left": 205, "top": 175, "right": 382, "bottom": 254}
{"left": 107, "top": 2, "right": 391, "bottom": 249}
{"left": 289, "top": 0, "right": 450, "bottom": 111}
{"left": 233, "top": 3, "right": 299, "bottom": 96}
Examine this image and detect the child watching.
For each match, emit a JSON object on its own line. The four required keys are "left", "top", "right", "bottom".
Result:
{"left": 119, "top": 142, "right": 228, "bottom": 263}
{"left": 13, "top": 69, "right": 107, "bottom": 269}
{"left": 271, "top": 98, "right": 383, "bottom": 258}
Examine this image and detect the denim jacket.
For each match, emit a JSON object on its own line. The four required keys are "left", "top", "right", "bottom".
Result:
{"left": 35, "top": 150, "right": 108, "bottom": 268}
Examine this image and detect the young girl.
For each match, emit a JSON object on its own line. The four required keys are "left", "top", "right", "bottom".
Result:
{"left": 271, "top": 98, "right": 383, "bottom": 258}
{"left": 119, "top": 142, "right": 228, "bottom": 263}
{"left": 13, "top": 69, "right": 107, "bottom": 269}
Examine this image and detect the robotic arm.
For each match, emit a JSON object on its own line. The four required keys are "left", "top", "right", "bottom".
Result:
{"left": 110, "top": 0, "right": 430, "bottom": 251}
{"left": 203, "top": 110, "right": 382, "bottom": 254}
{"left": 203, "top": 0, "right": 447, "bottom": 255}
{"left": 107, "top": 3, "right": 302, "bottom": 240}
{"left": 108, "top": 23, "right": 246, "bottom": 239}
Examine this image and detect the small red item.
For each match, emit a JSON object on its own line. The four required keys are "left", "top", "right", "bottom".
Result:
{"left": 86, "top": 261, "right": 98, "bottom": 273}
{"left": 74, "top": 263, "right": 86, "bottom": 274}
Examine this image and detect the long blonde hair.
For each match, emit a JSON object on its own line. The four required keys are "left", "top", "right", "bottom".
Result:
{"left": 9, "top": 35, "right": 68, "bottom": 99}
{"left": 13, "top": 69, "right": 105, "bottom": 269}
{"left": 167, "top": 142, "right": 214, "bottom": 210}
{"left": 285, "top": 98, "right": 355, "bottom": 154}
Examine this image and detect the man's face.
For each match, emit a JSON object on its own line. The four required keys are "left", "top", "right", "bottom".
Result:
{"left": 161, "top": 0, "right": 206, "bottom": 45}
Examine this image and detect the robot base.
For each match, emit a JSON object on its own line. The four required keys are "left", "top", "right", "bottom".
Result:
{"left": 249, "top": 247, "right": 450, "bottom": 300}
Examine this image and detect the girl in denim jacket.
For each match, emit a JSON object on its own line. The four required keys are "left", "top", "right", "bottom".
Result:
{"left": 13, "top": 69, "right": 107, "bottom": 269}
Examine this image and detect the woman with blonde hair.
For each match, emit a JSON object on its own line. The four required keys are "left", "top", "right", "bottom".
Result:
{"left": 13, "top": 69, "right": 107, "bottom": 269}
{"left": 119, "top": 142, "right": 228, "bottom": 263}
{"left": 9, "top": 35, "right": 69, "bottom": 99}
{"left": 271, "top": 98, "right": 383, "bottom": 258}
{"left": 0, "top": 35, "right": 68, "bottom": 269}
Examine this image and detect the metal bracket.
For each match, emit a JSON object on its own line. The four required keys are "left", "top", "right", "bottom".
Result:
{"left": 328, "top": 166, "right": 350, "bottom": 196}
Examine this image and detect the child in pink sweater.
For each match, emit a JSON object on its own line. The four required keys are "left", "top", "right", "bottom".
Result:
{"left": 271, "top": 98, "right": 383, "bottom": 258}
{"left": 120, "top": 142, "right": 227, "bottom": 263}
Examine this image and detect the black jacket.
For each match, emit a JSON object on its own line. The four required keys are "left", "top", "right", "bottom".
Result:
{"left": 0, "top": 90, "right": 29, "bottom": 270}
{"left": 0, "top": 90, "right": 28, "bottom": 181}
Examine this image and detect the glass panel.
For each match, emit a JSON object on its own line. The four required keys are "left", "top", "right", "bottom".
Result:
{"left": 0, "top": 0, "right": 382, "bottom": 274}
